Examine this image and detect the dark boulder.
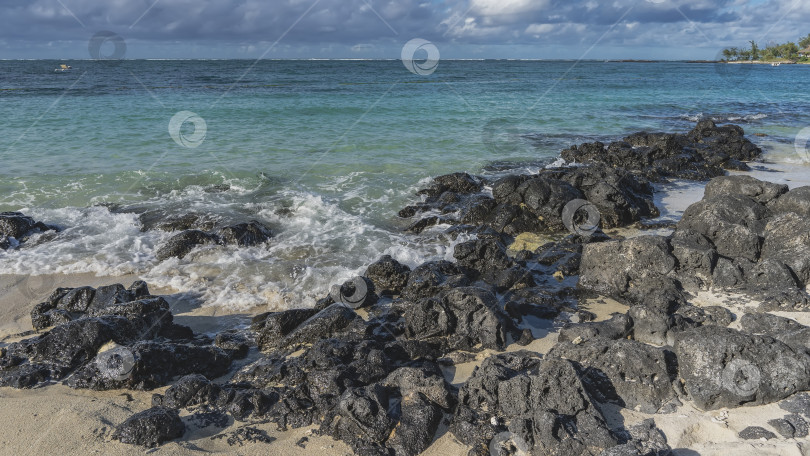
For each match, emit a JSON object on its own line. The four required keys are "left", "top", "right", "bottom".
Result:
{"left": 703, "top": 175, "right": 788, "bottom": 205}
{"left": 403, "top": 287, "right": 518, "bottom": 352}
{"left": 628, "top": 305, "right": 697, "bottom": 346}
{"left": 492, "top": 175, "right": 584, "bottom": 232}
{"left": 670, "top": 229, "right": 717, "bottom": 291}
{"left": 216, "top": 220, "right": 273, "bottom": 246}
{"left": 253, "top": 308, "right": 321, "bottom": 351}
{"left": 524, "top": 358, "right": 620, "bottom": 455}
{"left": 561, "top": 122, "right": 761, "bottom": 181}
{"left": 674, "top": 326, "right": 810, "bottom": 410}
{"left": 453, "top": 238, "right": 535, "bottom": 291}
{"left": 740, "top": 313, "right": 810, "bottom": 353}
{"left": 160, "top": 374, "right": 222, "bottom": 409}
{"left": 401, "top": 260, "right": 470, "bottom": 302}
{"left": 769, "top": 186, "right": 810, "bottom": 218}
{"left": 55, "top": 286, "right": 96, "bottom": 312}
{"left": 0, "top": 212, "right": 57, "bottom": 248}
{"left": 737, "top": 426, "right": 776, "bottom": 440}
{"left": 542, "top": 166, "right": 659, "bottom": 229}
{"left": 387, "top": 392, "right": 443, "bottom": 456}
{"left": 602, "top": 419, "right": 671, "bottom": 456}
{"left": 548, "top": 338, "right": 676, "bottom": 413}
{"left": 277, "top": 304, "right": 364, "bottom": 350}
{"left": 579, "top": 236, "right": 683, "bottom": 310}
{"left": 678, "top": 195, "right": 765, "bottom": 262}
{"left": 761, "top": 212, "right": 810, "bottom": 284}
{"left": 321, "top": 384, "right": 397, "bottom": 454}
{"left": 417, "top": 172, "right": 483, "bottom": 198}
{"left": 155, "top": 229, "right": 219, "bottom": 260}
{"left": 382, "top": 365, "right": 453, "bottom": 409}
{"left": 138, "top": 211, "right": 217, "bottom": 232}
{"left": 364, "top": 255, "right": 411, "bottom": 296}
{"left": 114, "top": 407, "right": 185, "bottom": 447}
{"left": 768, "top": 414, "right": 809, "bottom": 438}
{"left": 67, "top": 341, "right": 232, "bottom": 390}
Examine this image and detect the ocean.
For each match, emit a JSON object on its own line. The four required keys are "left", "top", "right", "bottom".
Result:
{"left": 2, "top": 59, "right": 810, "bottom": 309}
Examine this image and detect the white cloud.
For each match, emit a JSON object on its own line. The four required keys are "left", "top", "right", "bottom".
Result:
{"left": 525, "top": 24, "right": 554, "bottom": 35}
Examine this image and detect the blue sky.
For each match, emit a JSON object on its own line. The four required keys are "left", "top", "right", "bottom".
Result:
{"left": 0, "top": 0, "right": 807, "bottom": 59}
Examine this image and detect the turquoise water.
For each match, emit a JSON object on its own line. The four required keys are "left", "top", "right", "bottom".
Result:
{"left": 2, "top": 60, "right": 810, "bottom": 308}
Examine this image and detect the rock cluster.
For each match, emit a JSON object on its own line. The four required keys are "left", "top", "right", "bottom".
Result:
{"left": 561, "top": 120, "right": 761, "bottom": 181}
{"left": 2, "top": 281, "right": 236, "bottom": 393}
{"left": 156, "top": 220, "right": 273, "bottom": 260}
{"left": 0, "top": 211, "right": 58, "bottom": 249}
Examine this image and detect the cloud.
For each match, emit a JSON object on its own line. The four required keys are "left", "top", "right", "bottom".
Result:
{"left": 0, "top": 0, "right": 807, "bottom": 59}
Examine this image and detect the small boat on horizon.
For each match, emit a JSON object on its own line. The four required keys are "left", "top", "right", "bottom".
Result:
{"left": 54, "top": 64, "right": 72, "bottom": 72}
{"left": 771, "top": 62, "right": 781, "bottom": 67}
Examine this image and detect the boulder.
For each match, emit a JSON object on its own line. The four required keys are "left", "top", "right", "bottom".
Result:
{"left": 768, "top": 414, "right": 809, "bottom": 438}
{"left": 155, "top": 229, "right": 219, "bottom": 260}
{"left": 114, "top": 407, "right": 185, "bottom": 447}
{"left": 704, "top": 175, "right": 788, "bottom": 205}
{"left": 740, "top": 313, "right": 810, "bottom": 353}
{"left": 254, "top": 308, "right": 321, "bottom": 351}
{"left": 403, "top": 287, "right": 518, "bottom": 352}
{"left": 216, "top": 220, "right": 273, "bottom": 246}
{"left": 678, "top": 195, "right": 765, "bottom": 262}
{"left": 770, "top": 186, "right": 810, "bottom": 218}
{"left": 417, "top": 172, "right": 483, "bottom": 198}
{"left": 364, "top": 255, "right": 411, "bottom": 296}
{"left": 738, "top": 426, "right": 776, "bottom": 440}
{"left": 579, "top": 236, "right": 683, "bottom": 310}
{"left": 387, "top": 392, "right": 443, "bottom": 456}
{"left": 761, "top": 212, "right": 810, "bottom": 284}
{"left": 401, "top": 260, "right": 470, "bottom": 302}
{"left": 674, "top": 326, "right": 810, "bottom": 410}
{"left": 549, "top": 338, "right": 676, "bottom": 413}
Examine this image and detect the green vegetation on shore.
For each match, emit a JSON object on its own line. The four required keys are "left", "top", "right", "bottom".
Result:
{"left": 722, "top": 34, "right": 810, "bottom": 63}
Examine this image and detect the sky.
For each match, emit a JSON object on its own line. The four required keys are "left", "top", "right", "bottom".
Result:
{"left": 0, "top": 0, "right": 807, "bottom": 60}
